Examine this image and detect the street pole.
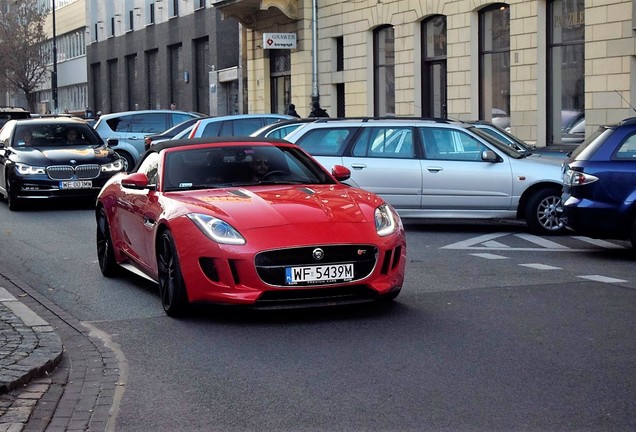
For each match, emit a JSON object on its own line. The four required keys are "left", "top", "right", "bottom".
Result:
{"left": 311, "top": 0, "right": 318, "bottom": 106}
{"left": 52, "top": 0, "right": 58, "bottom": 113}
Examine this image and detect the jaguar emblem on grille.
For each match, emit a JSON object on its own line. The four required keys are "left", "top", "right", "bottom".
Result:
{"left": 69, "top": 159, "right": 77, "bottom": 164}
{"left": 312, "top": 248, "right": 324, "bottom": 261}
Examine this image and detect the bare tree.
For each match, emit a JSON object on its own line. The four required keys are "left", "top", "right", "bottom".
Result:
{"left": 0, "top": 2, "right": 49, "bottom": 111}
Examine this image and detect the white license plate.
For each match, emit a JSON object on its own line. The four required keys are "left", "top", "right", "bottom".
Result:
{"left": 60, "top": 180, "right": 93, "bottom": 189}
{"left": 285, "top": 263, "right": 354, "bottom": 285}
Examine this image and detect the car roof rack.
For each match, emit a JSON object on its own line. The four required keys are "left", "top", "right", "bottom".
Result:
{"left": 309, "top": 116, "right": 456, "bottom": 124}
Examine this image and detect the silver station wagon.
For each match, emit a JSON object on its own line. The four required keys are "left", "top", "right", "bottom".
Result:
{"left": 283, "top": 118, "right": 565, "bottom": 235}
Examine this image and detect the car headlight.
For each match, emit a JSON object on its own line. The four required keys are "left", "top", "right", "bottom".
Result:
{"left": 101, "top": 159, "right": 124, "bottom": 172}
{"left": 15, "top": 163, "right": 46, "bottom": 175}
{"left": 375, "top": 203, "right": 396, "bottom": 236}
{"left": 187, "top": 213, "right": 246, "bottom": 245}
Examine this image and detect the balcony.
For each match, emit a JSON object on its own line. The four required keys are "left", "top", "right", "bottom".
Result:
{"left": 211, "top": 0, "right": 298, "bottom": 29}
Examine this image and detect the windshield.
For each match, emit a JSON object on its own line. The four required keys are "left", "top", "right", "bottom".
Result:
{"left": 162, "top": 145, "right": 335, "bottom": 192}
{"left": 14, "top": 123, "right": 101, "bottom": 147}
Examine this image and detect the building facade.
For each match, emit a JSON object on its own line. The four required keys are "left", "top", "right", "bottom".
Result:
{"left": 39, "top": 0, "right": 88, "bottom": 115}
{"left": 214, "top": 0, "right": 635, "bottom": 148}
{"left": 87, "top": 0, "right": 240, "bottom": 116}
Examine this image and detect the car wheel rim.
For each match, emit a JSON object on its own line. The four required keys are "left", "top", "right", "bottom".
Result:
{"left": 158, "top": 235, "right": 176, "bottom": 309}
{"left": 537, "top": 195, "right": 563, "bottom": 231}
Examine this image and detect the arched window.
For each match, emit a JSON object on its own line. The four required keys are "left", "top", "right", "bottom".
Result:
{"left": 479, "top": 4, "right": 510, "bottom": 129}
{"left": 374, "top": 25, "right": 395, "bottom": 116}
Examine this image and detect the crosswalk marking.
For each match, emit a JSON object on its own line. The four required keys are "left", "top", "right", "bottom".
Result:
{"left": 578, "top": 275, "right": 628, "bottom": 283}
{"left": 519, "top": 263, "right": 562, "bottom": 270}
{"left": 572, "top": 236, "right": 625, "bottom": 249}
{"left": 470, "top": 253, "right": 508, "bottom": 260}
{"left": 514, "top": 233, "right": 568, "bottom": 249}
{"left": 442, "top": 233, "right": 626, "bottom": 251}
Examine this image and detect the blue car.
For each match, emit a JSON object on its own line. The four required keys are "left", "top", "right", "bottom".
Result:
{"left": 561, "top": 117, "right": 636, "bottom": 248}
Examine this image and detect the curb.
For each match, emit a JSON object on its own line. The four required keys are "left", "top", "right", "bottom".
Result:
{"left": 0, "top": 286, "right": 64, "bottom": 394}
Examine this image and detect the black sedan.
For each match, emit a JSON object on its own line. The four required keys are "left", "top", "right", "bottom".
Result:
{"left": 0, "top": 117, "right": 124, "bottom": 210}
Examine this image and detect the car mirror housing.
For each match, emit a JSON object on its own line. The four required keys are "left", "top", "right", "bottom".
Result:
{"left": 122, "top": 172, "right": 152, "bottom": 190}
{"left": 332, "top": 165, "right": 351, "bottom": 181}
{"left": 481, "top": 150, "right": 499, "bottom": 162}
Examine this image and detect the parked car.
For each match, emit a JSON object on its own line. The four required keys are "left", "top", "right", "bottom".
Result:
{"left": 144, "top": 117, "right": 201, "bottom": 151}
{"left": 184, "top": 114, "right": 294, "bottom": 139}
{"left": 250, "top": 118, "right": 316, "bottom": 139}
{"left": 0, "top": 106, "right": 31, "bottom": 129}
{"left": 561, "top": 117, "right": 636, "bottom": 248}
{"left": 283, "top": 117, "right": 566, "bottom": 234}
{"left": 93, "top": 110, "right": 203, "bottom": 171}
{"left": 469, "top": 120, "right": 568, "bottom": 159}
{"left": 95, "top": 138, "right": 406, "bottom": 316}
{"left": 0, "top": 117, "right": 123, "bottom": 210}
{"left": 561, "top": 117, "right": 585, "bottom": 144}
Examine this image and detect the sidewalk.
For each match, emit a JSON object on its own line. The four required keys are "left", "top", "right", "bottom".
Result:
{"left": 0, "top": 271, "right": 123, "bottom": 432}
{"left": 0, "top": 288, "right": 63, "bottom": 395}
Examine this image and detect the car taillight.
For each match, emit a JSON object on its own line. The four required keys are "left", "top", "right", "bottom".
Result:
{"left": 564, "top": 168, "right": 598, "bottom": 186}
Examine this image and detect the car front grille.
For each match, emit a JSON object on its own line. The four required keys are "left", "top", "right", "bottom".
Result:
{"left": 255, "top": 245, "right": 378, "bottom": 287}
{"left": 47, "top": 164, "right": 101, "bottom": 180}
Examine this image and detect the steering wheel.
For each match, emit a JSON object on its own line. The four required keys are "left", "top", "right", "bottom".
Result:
{"left": 260, "top": 170, "right": 287, "bottom": 180}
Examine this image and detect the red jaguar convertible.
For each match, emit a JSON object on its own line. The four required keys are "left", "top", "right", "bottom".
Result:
{"left": 96, "top": 138, "right": 406, "bottom": 316}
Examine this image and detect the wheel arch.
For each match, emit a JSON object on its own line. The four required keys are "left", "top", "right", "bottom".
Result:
{"left": 517, "top": 181, "right": 562, "bottom": 220}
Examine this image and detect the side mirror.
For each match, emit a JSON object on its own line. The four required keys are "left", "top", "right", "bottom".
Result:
{"left": 121, "top": 172, "right": 151, "bottom": 189}
{"left": 331, "top": 165, "right": 351, "bottom": 181}
{"left": 481, "top": 150, "right": 499, "bottom": 162}
{"left": 106, "top": 138, "right": 119, "bottom": 147}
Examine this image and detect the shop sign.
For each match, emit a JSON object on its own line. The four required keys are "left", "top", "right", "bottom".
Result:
{"left": 263, "top": 33, "right": 297, "bottom": 49}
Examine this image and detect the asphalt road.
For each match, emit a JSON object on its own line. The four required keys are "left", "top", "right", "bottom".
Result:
{"left": 1, "top": 200, "right": 635, "bottom": 431}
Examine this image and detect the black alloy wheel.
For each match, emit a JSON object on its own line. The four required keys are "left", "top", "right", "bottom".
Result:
{"left": 525, "top": 188, "right": 565, "bottom": 235}
{"left": 157, "top": 230, "right": 189, "bottom": 317}
{"left": 96, "top": 207, "right": 119, "bottom": 277}
{"left": 6, "top": 177, "right": 21, "bottom": 211}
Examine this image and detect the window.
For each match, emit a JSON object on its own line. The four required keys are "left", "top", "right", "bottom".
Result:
{"left": 419, "top": 127, "right": 487, "bottom": 161}
{"left": 295, "top": 128, "right": 356, "bottom": 156}
{"left": 169, "top": 0, "right": 179, "bottom": 17}
{"left": 548, "top": 0, "right": 584, "bottom": 145}
{"left": 270, "top": 50, "right": 291, "bottom": 114}
{"left": 147, "top": 2, "right": 155, "bottom": 25}
{"left": 352, "top": 128, "right": 414, "bottom": 158}
{"left": 336, "top": 37, "right": 344, "bottom": 72}
{"left": 479, "top": 4, "right": 510, "bottom": 128}
{"left": 422, "top": 15, "right": 447, "bottom": 118}
{"left": 615, "top": 134, "right": 636, "bottom": 159}
{"left": 374, "top": 26, "right": 395, "bottom": 116}
{"left": 130, "top": 113, "right": 168, "bottom": 133}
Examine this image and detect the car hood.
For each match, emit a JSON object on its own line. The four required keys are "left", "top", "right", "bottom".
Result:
{"left": 511, "top": 154, "right": 564, "bottom": 182}
{"left": 167, "top": 184, "right": 382, "bottom": 229}
{"left": 14, "top": 145, "right": 117, "bottom": 165}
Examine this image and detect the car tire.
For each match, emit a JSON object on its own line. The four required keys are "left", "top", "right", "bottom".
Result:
{"left": 6, "top": 178, "right": 21, "bottom": 211}
{"left": 630, "top": 217, "right": 636, "bottom": 250}
{"left": 96, "top": 207, "right": 119, "bottom": 277}
{"left": 115, "top": 151, "right": 134, "bottom": 172}
{"left": 525, "top": 188, "right": 565, "bottom": 235}
{"left": 378, "top": 289, "right": 401, "bottom": 303}
{"left": 157, "top": 230, "right": 189, "bottom": 317}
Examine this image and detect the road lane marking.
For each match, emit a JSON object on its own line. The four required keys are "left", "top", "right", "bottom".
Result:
{"left": 482, "top": 240, "right": 510, "bottom": 248}
{"left": 519, "top": 263, "right": 562, "bottom": 270}
{"left": 470, "top": 253, "right": 509, "bottom": 260}
{"left": 578, "top": 275, "right": 628, "bottom": 283}
{"left": 442, "top": 233, "right": 625, "bottom": 251}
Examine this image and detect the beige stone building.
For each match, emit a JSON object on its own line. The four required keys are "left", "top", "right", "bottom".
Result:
{"left": 214, "top": 0, "right": 635, "bottom": 148}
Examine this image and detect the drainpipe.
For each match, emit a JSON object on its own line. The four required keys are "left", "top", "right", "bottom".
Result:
{"left": 311, "top": 0, "right": 319, "bottom": 106}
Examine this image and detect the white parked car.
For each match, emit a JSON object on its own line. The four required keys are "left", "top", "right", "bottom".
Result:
{"left": 283, "top": 118, "right": 566, "bottom": 234}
